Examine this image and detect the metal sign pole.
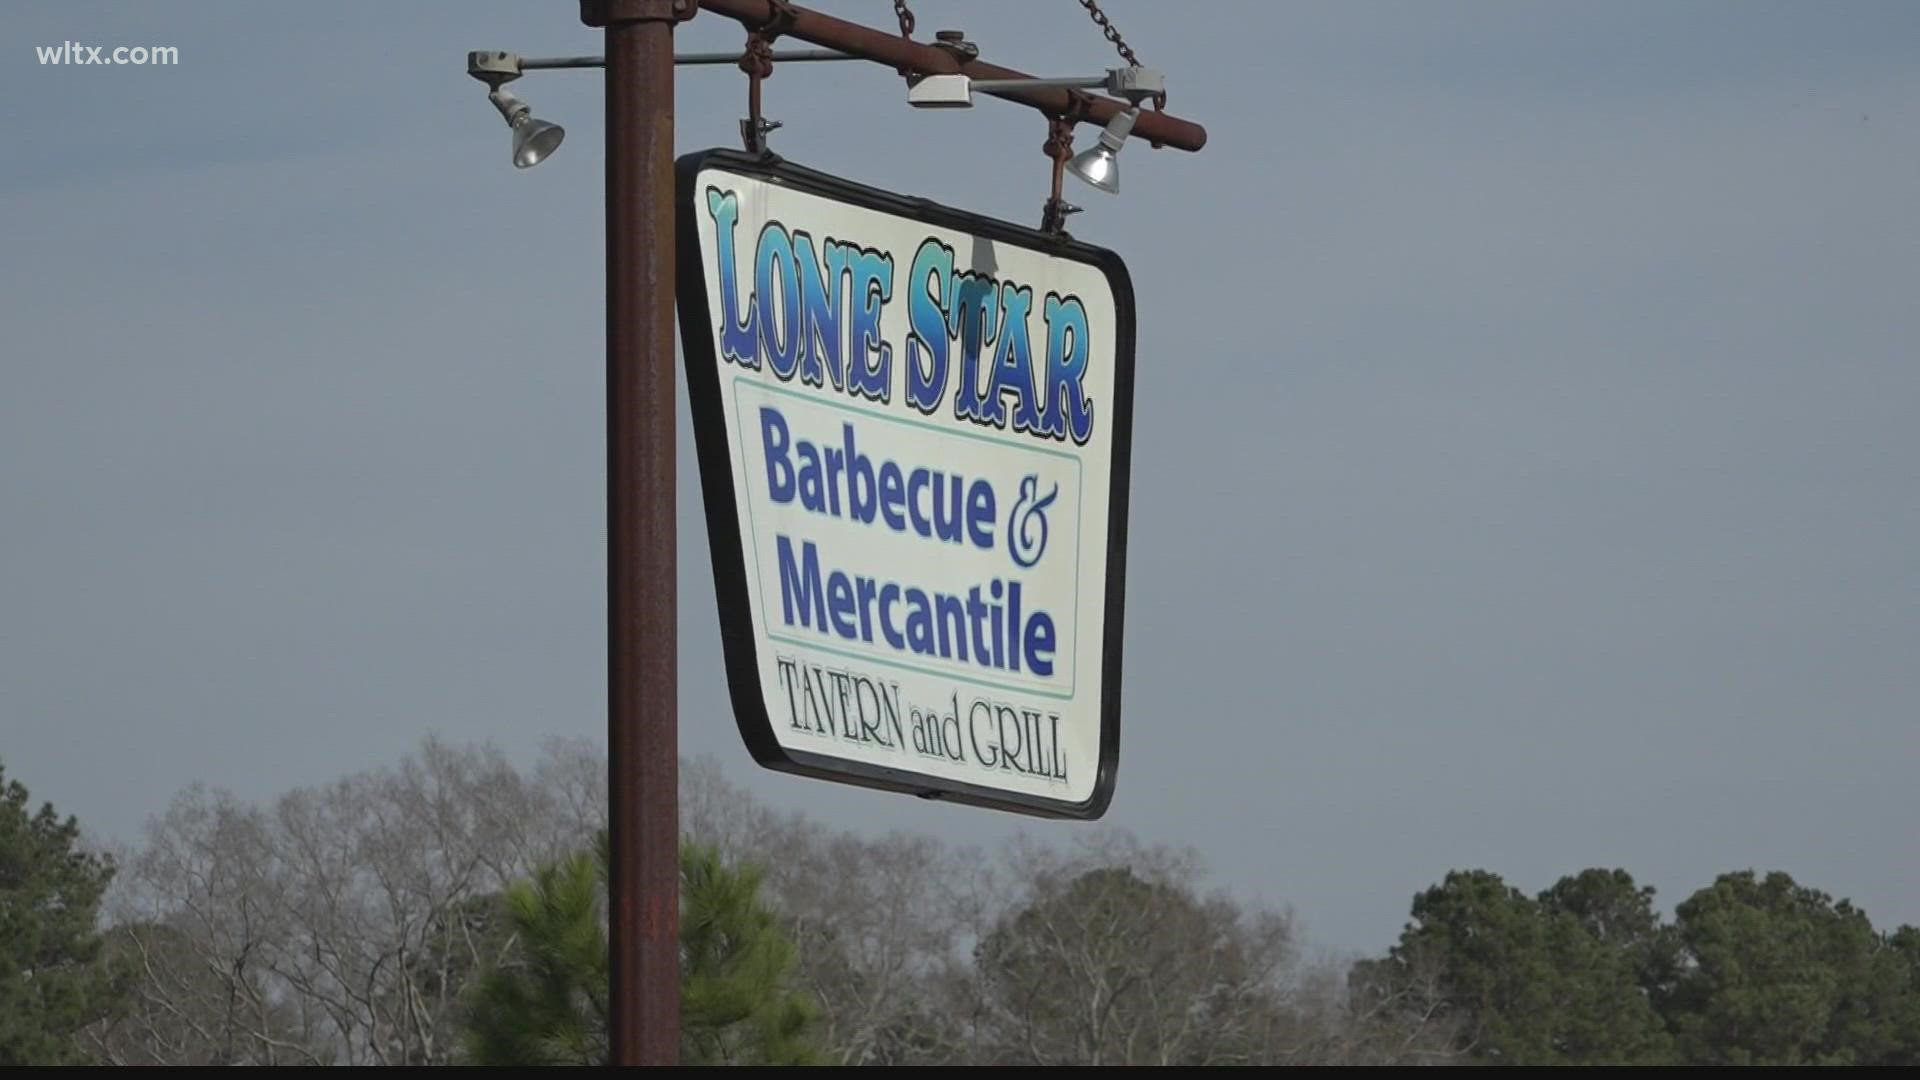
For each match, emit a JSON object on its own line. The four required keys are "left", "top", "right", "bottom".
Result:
{"left": 582, "top": 0, "right": 691, "bottom": 1067}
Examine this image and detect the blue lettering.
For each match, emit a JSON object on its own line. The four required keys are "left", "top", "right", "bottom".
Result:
{"left": 907, "top": 467, "right": 932, "bottom": 537}
{"left": 826, "top": 571, "right": 858, "bottom": 638}
{"left": 967, "top": 480, "right": 995, "bottom": 550}
{"left": 754, "top": 223, "right": 800, "bottom": 379}
{"left": 821, "top": 442, "right": 845, "bottom": 517}
{"left": 761, "top": 407, "right": 793, "bottom": 503}
{"left": 1042, "top": 293, "right": 1095, "bottom": 443}
{"left": 935, "top": 594, "right": 968, "bottom": 662}
{"left": 770, "top": 535, "right": 1059, "bottom": 680}
{"left": 905, "top": 239, "right": 953, "bottom": 414}
{"left": 1024, "top": 610, "right": 1056, "bottom": 677}
{"left": 855, "top": 576, "right": 877, "bottom": 642}
{"left": 807, "top": 243, "right": 853, "bottom": 390}
{"left": 904, "top": 588, "right": 934, "bottom": 654}
{"left": 984, "top": 283, "right": 1041, "bottom": 432}
{"left": 932, "top": 474, "right": 963, "bottom": 544}
{"left": 952, "top": 273, "right": 997, "bottom": 423}
{"left": 879, "top": 583, "right": 904, "bottom": 648}
{"left": 878, "top": 462, "right": 906, "bottom": 531}
{"left": 796, "top": 232, "right": 843, "bottom": 390}
{"left": 775, "top": 535, "right": 826, "bottom": 630}
{"left": 763, "top": 413, "right": 1003, "bottom": 554}
{"left": 707, "top": 188, "right": 758, "bottom": 368}
{"left": 796, "top": 441, "right": 824, "bottom": 512}
{"left": 846, "top": 248, "right": 894, "bottom": 402}
{"left": 843, "top": 423, "right": 876, "bottom": 524}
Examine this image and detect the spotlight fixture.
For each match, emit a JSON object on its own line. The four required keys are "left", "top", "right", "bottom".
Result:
{"left": 905, "top": 64, "right": 1163, "bottom": 197}
{"left": 1065, "top": 106, "right": 1137, "bottom": 195}
{"left": 489, "top": 87, "right": 565, "bottom": 169}
{"left": 467, "top": 51, "right": 566, "bottom": 169}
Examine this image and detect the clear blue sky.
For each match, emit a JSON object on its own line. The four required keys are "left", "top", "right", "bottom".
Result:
{"left": 4, "top": 1, "right": 1917, "bottom": 954}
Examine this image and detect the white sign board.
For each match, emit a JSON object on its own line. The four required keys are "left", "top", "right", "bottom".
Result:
{"left": 675, "top": 151, "right": 1133, "bottom": 818}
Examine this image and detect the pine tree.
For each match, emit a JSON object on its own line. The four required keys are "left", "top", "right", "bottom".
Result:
{"left": 461, "top": 831, "right": 821, "bottom": 1065}
{"left": 1668, "top": 870, "right": 1904, "bottom": 1065}
{"left": 0, "top": 759, "right": 119, "bottom": 1064}
{"left": 1368, "top": 868, "right": 1672, "bottom": 1064}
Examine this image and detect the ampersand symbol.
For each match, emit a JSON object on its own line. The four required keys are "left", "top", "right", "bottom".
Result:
{"left": 1008, "top": 475, "right": 1058, "bottom": 569}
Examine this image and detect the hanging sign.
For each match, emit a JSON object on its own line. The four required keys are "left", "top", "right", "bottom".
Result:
{"left": 675, "top": 149, "right": 1134, "bottom": 819}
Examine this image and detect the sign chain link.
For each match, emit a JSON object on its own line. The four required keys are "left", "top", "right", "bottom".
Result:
{"left": 1078, "top": 0, "right": 1164, "bottom": 109}
{"left": 892, "top": 0, "right": 918, "bottom": 78}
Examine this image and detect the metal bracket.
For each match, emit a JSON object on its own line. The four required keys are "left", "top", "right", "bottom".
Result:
{"left": 740, "top": 116, "right": 783, "bottom": 153}
{"left": 579, "top": 0, "right": 697, "bottom": 27}
{"left": 466, "top": 50, "right": 522, "bottom": 88}
{"left": 756, "top": 0, "right": 799, "bottom": 40}
{"left": 1040, "top": 114, "right": 1082, "bottom": 236}
{"left": 931, "top": 30, "right": 979, "bottom": 63}
{"left": 1107, "top": 65, "right": 1165, "bottom": 104}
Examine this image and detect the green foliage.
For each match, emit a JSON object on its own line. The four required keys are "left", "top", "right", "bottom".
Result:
{"left": 1540, "top": 867, "right": 1682, "bottom": 1000}
{"left": 1669, "top": 870, "right": 1907, "bottom": 1065}
{"left": 461, "top": 831, "right": 821, "bottom": 1066}
{"left": 1885, "top": 927, "right": 1920, "bottom": 1066}
{"left": 680, "top": 840, "right": 820, "bottom": 1065}
{"left": 463, "top": 849, "right": 608, "bottom": 1065}
{"left": 1373, "top": 865, "right": 1920, "bottom": 1068}
{"left": 1370, "top": 868, "right": 1672, "bottom": 1064}
{"left": 0, "top": 759, "right": 119, "bottom": 1065}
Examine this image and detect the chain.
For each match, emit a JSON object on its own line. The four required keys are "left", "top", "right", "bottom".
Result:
{"left": 890, "top": 0, "right": 917, "bottom": 79}
{"left": 1079, "top": 0, "right": 1138, "bottom": 67}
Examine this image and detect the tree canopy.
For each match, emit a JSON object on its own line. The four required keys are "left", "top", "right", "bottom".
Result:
{"left": 1363, "top": 865, "right": 1920, "bottom": 1067}
{"left": 27, "top": 736, "right": 1915, "bottom": 1067}
{"left": 0, "top": 759, "right": 118, "bottom": 1065}
{"left": 461, "top": 830, "right": 821, "bottom": 1066}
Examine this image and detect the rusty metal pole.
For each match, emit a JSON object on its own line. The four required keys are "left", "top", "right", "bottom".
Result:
{"left": 580, "top": 0, "right": 691, "bottom": 1066}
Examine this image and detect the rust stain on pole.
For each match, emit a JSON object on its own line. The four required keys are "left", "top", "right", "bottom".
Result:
{"left": 583, "top": 0, "right": 688, "bottom": 1067}
{"left": 697, "top": 0, "right": 1208, "bottom": 152}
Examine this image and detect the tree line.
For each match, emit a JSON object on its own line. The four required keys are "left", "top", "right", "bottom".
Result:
{"left": 2, "top": 742, "right": 1915, "bottom": 1065}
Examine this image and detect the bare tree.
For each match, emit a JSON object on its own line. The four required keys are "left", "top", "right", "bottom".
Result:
{"left": 84, "top": 785, "right": 321, "bottom": 1065}
{"left": 532, "top": 735, "right": 607, "bottom": 844}
{"left": 957, "top": 830, "right": 1299, "bottom": 1067}
{"left": 1269, "top": 949, "right": 1469, "bottom": 1065}
{"left": 90, "top": 737, "right": 596, "bottom": 1065}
